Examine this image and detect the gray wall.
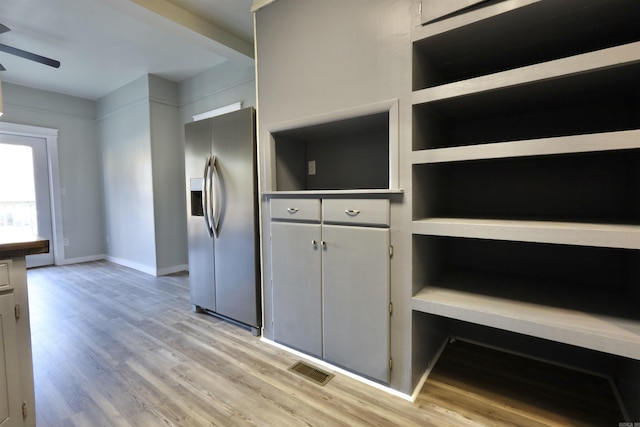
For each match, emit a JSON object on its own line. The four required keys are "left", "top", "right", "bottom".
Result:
{"left": 149, "top": 76, "right": 186, "bottom": 275}
{"left": 2, "top": 60, "right": 256, "bottom": 276}
{"left": 177, "top": 61, "right": 256, "bottom": 271}
{"left": 1, "top": 83, "right": 105, "bottom": 262}
{"left": 96, "top": 74, "right": 191, "bottom": 276}
{"left": 97, "top": 76, "right": 159, "bottom": 274}
{"left": 255, "top": 0, "right": 413, "bottom": 393}
{"left": 179, "top": 61, "right": 256, "bottom": 123}
{"left": 96, "top": 64, "right": 256, "bottom": 276}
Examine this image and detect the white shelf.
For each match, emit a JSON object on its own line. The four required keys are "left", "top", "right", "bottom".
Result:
{"left": 412, "top": 41, "right": 640, "bottom": 106}
{"left": 411, "top": 272, "right": 640, "bottom": 360}
{"left": 412, "top": 218, "right": 640, "bottom": 250}
{"left": 412, "top": 130, "right": 640, "bottom": 164}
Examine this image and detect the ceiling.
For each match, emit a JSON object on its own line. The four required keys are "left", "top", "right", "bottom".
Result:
{"left": 0, "top": 0, "right": 255, "bottom": 100}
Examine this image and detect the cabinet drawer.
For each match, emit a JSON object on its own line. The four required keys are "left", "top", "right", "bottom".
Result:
{"left": 270, "top": 198, "right": 321, "bottom": 222}
{"left": 0, "top": 263, "right": 9, "bottom": 288}
{"left": 322, "top": 199, "right": 389, "bottom": 226}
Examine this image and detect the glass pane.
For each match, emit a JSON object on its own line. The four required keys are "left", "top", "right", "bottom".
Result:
{"left": 0, "top": 143, "right": 38, "bottom": 237}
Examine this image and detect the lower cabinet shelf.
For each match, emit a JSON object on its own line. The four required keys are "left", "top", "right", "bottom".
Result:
{"left": 412, "top": 271, "right": 640, "bottom": 360}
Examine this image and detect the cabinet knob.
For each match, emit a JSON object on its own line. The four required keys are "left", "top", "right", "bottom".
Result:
{"left": 287, "top": 207, "right": 299, "bottom": 214}
{"left": 345, "top": 209, "right": 360, "bottom": 216}
{"left": 321, "top": 241, "right": 327, "bottom": 248}
{"left": 312, "top": 240, "right": 318, "bottom": 247}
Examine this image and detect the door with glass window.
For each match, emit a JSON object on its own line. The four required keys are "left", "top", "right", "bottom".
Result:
{"left": 0, "top": 134, "right": 54, "bottom": 267}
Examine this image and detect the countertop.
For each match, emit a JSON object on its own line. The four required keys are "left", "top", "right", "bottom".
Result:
{"left": 0, "top": 230, "right": 50, "bottom": 258}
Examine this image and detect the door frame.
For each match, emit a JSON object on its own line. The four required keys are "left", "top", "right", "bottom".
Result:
{"left": 0, "top": 122, "right": 64, "bottom": 265}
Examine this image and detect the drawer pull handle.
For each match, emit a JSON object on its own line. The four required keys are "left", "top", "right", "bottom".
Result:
{"left": 287, "top": 207, "right": 299, "bottom": 214}
{"left": 345, "top": 209, "right": 360, "bottom": 216}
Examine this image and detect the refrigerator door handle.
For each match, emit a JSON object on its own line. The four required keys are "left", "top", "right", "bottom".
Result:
{"left": 202, "top": 156, "right": 214, "bottom": 237}
{"left": 211, "top": 155, "right": 222, "bottom": 238}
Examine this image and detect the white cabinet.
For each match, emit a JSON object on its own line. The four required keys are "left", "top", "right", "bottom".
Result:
{"left": 0, "top": 262, "right": 23, "bottom": 427}
{"left": 270, "top": 198, "right": 391, "bottom": 383}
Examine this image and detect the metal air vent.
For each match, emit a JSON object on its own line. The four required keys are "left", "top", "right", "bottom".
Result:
{"left": 288, "top": 361, "right": 334, "bottom": 386}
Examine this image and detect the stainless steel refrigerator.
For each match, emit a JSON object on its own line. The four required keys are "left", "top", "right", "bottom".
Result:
{"left": 185, "top": 107, "right": 261, "bottom": 335}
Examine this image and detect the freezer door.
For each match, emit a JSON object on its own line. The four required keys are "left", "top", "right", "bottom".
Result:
{"left": 185, "top": 119, "right": 216, "bottom": 311}
{"left": 211, "top": 107, "right": 261, "bottom": 327}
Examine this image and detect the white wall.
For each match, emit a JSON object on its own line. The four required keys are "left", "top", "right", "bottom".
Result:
{"left": 1, "top": 83, "right": 105, "bottom": 263}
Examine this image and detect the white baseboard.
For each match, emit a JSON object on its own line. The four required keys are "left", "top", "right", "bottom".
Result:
{"left": 104, "top": 256, "right": 187, "bottom": 276}
{"left": 104, "top": 255, "right": 157, "bottom": 276}
{"left": 157, "top": 264, "right": 188, "bottom": 276}
{"left": 56, "top": 254, "right": 105, "bottom": 265}
{"left": 260, "top": 337, "right": 414, "bottom": 402}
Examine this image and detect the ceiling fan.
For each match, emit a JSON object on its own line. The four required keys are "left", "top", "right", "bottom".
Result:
{"left": 0, "top": 22, "right": 61, "bottom": 71}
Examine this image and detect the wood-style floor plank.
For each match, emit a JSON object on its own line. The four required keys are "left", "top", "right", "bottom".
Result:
{"left": 27, "top": 261, "right": 622, "bottom": 426}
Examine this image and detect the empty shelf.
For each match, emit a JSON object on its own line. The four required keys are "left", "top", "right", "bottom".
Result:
{"left": 412, "top": 272, "right": 640, "bottom": 360}
{"left": 413, "top": 41, "right": 640, "bottom": 106}
{"left": 412, "top": 130, "right": 640, "bottom": 164}
{"left": 412, "top": 218, "right": 640, "bottom": 249}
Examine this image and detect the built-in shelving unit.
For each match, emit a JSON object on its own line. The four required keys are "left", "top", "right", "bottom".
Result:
{"left": 411, "top": 0, "right": 640, "bottom": 370}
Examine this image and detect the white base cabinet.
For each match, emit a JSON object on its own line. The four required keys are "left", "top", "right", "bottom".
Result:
{"left": 0, "top": 290, "right": 22, "bottom": 427}
{"left": 270, "top": 197, "right": 391, "bottom": 383}
{"left": 0, "top": 256, "right": 35, "bottom": 427}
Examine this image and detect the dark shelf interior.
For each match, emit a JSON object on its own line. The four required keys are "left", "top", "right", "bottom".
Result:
{"left": 273, "top": 112, "right": 389, "bottom": 191}
{"left": 413, "top": 62, "right": 640, "bottom": 150}
{"left": 413, "top": 235, "right": 640, "bottom": 318}
{"left": 413, "top": 0, "right": 640, "bottom": 90}
{"left": 413, "top": 150, "right": 640, "bottom": 223}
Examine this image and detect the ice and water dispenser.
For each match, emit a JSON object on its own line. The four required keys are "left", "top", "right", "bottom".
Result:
{"left": 190, "top": 178, "right": 204, "bottom": 217}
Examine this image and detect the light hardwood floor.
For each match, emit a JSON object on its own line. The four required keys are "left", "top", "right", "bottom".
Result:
{"left": 27, "top": 261, "right": 622, "bottom": 426}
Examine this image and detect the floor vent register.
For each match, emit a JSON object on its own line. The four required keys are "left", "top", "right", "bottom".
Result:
{"left": 288, "top": 361, "right": 334, "bottom": 386}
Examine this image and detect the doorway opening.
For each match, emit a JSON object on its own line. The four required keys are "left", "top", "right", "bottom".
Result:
{"left": 0, "top": 123, "right": 62, "bottom": 267}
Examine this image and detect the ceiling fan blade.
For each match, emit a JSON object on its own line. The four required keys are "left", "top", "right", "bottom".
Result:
{"left": 0, "top": 24, "right": 9, "bottom": 35}
{"left": 0, "top": 43, "right": 60, "bottom": 68}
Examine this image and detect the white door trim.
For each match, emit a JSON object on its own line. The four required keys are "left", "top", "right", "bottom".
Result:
{"left": 0, "top": 122, "right": 64, "bottom": 265}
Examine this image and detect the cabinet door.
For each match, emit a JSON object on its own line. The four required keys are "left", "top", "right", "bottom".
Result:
{"left": 271, "top": 222, "right": 322, "bottom": 357}
{"left": 0, "top": 292, "right": 22, "bottom": 427}
{"left": 322, "top": 225, "right": 390, "bottom": 383}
